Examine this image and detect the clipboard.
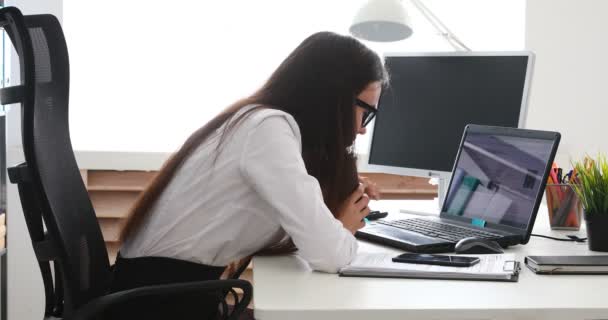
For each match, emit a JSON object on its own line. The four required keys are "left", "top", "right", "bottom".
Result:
{"left": 339, "top": 253, "right": 521, "bottom": 282}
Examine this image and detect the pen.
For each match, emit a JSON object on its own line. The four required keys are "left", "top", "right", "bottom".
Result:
{"left": 562, "top": 171, "right": 572, "bottom": 184}
{"left": 550, "top": 165, "right": 560, "bottom": 185}
{"left": 549, "top": 164, "right": 564, "bottom": 200}
{"left": 555, "top": 191, "right": 574, "bottom": 226}
{"left": 570, "top": 168, "right": 578, "bottom": 184}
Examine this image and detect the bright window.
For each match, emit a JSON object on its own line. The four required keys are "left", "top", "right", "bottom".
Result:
{"left": 63, "top": 0, "right": 525, "bottom": 153}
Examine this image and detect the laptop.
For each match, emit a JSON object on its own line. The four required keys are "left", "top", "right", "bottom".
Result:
{"left": 357, "top": 124, "right": 561, "bottom": 253}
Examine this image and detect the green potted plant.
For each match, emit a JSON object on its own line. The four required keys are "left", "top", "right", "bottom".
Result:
{"left": 572, "top": 154, "right": 608, "bottom": 251}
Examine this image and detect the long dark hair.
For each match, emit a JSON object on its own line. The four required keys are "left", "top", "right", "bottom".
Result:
{"left": 121, "top": 31, "right": 388, "bottom": 266}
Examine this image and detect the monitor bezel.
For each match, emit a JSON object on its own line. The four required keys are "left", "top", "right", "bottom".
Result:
{"left": 363, "top": 51, "right": 536, "bottom": 182}
{"left": 439, "top": 124, "right": 560, "bottom": 244}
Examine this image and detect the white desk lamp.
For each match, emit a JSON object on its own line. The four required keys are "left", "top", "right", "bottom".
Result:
{"left": 349, "top": 0, "right": 471, "bottom": 51}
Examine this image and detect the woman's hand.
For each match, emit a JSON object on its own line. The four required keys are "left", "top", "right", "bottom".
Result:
{"left": 359, "top": 175, "right": 380, "bottom": 200}
{"left": 336, "top": 184, "right": 370, "bottom": 234}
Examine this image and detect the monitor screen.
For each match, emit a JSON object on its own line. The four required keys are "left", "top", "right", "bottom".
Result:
{"left": 443, "top": 130, "right": 555, "bottom": 230}
{"left": 368, "top": 53, "right": 531, "bottom": 174}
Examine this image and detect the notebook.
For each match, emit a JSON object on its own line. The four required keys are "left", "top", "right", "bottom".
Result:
{"left": 525, "top": 255, "right": 608, "bottom": 274}
{"left": 357, "top": 125, "right": 561, "bottom": 253}
{"left": 339, "top": 253, "right": 520, "bottom": 282}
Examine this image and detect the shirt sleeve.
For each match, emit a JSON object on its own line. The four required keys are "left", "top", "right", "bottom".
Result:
{"left": 240, "top": 113, "right": 358, "bottom": 273}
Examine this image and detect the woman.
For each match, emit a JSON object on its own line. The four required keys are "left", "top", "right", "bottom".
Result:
{"left": 110, "top": 31, "right": 388, "bottom": 319}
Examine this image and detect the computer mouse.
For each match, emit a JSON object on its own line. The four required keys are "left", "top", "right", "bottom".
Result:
{"left": 454, "top": 237, "right": 504, "bottom": 254}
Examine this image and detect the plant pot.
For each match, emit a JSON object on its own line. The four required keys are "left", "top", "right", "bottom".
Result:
{"left": 585, "top": 213, "right": 608, "bottom": 252}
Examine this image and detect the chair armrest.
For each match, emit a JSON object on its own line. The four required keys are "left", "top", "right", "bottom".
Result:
{"left": 71, "top": 279, "right": 252, "bottom": 320}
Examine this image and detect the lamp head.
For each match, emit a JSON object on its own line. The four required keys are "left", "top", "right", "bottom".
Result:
{"left": 349, "top": 0, "right": 413, "bottom": 42}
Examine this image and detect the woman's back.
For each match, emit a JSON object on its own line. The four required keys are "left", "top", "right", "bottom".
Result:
{"left": 120, "top": 106, "right": 358, "bottom": 271}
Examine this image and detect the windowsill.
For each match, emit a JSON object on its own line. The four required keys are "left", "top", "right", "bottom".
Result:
{"left": 74, "top": 150, "right": 172, "bottom": 171}
{"left": 72, "top": 150, "right": 437, "bottom": 199}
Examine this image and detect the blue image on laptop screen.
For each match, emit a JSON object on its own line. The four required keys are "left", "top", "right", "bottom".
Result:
{"left": 443, "top": 132, "right": 554, "bottom": 230}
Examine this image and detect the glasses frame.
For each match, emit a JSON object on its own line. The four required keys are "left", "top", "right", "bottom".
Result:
{"left": 355, "top": 98, "right": 377, "bottom": 128}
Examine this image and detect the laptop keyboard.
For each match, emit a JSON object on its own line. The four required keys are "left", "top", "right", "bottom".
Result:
{"left": 377, "top": 218, "right": 502, "bottom": 243}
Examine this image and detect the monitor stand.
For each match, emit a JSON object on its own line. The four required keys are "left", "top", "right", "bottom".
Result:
{"left": 437, "top": 177, "right": 449, "bottom": 210}
{"left": 428, "top": 176, "right": 450, "bottom": 210}
{"left": 398, "top": 176, "right": 449, "bottom": 216}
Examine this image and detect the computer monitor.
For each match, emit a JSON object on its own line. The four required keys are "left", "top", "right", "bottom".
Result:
{"left": 366, "top": 51, "right": 534, "bottom": 204}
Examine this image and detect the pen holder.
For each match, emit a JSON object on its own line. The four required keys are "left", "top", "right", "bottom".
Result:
{"left": 545, "top": 184, "right": 582, "bottom": 230}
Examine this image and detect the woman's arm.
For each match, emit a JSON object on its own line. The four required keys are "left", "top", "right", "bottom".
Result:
{"left": 240, "top": 114, "right": 358, "bottom": 273}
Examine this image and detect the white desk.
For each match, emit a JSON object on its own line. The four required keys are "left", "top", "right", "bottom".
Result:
{"left": 253, "top": 200, "right": 608, "bottom": 320}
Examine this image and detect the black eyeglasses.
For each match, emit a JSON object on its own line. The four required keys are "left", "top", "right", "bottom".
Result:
{"left": 355, "top": 98, "right": 377, "bottom": 128}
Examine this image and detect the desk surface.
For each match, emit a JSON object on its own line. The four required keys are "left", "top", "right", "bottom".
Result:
{"left": 253, "top": 200, "right": 608, "bottom": 320}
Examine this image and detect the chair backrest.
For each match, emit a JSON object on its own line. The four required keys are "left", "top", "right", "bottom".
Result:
{"left": 0, "top": 7, "right": 112, "bottom": 317}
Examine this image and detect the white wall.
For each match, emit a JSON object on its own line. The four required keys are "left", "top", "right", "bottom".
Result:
{"left": 4, "top": 2, "right": 63, "bottom": 320}
{"left": 526, "top": 0, "right": 608, "bottom": 166}
{"left": 63, "top": 0, "right": 525, "bottom": 154}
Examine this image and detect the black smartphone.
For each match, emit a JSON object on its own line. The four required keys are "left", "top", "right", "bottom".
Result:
{"left": 392, "top": 253, "right": 480, "bottom": 267}
{"left": 366, "top": 210, "right": 388, "bottom": 221}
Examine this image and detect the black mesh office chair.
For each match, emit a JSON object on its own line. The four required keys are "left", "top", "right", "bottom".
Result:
{"left": 0, "top": 7, "right": 252, "bottom": 320}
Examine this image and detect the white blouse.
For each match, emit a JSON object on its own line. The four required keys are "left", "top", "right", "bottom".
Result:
{"left": 120, "top": 106, "right": 358, "bottom": 273}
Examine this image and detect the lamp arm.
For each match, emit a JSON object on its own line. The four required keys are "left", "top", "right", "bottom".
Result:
{"left": 410, "top": 0, "right": 471, "bottom": 51}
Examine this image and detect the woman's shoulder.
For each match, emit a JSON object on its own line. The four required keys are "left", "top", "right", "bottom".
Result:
{"left": 242, "top": 104, "right": 296, "bottom": 123}
{"left": 240, "top": 105, "right": 301, "bottom": 139}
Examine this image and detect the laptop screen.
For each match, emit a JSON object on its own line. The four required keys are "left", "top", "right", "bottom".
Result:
{"left": 442, "top": 129, "right": 556, "bottom": 230}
